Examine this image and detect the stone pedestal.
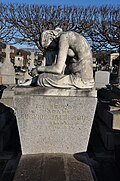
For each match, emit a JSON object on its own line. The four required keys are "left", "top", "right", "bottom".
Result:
{"left": 13, "top": 153, "right": 94, "bottom": 181}
{"left": 14, "top": 87, "right": 97, "bottom": 154}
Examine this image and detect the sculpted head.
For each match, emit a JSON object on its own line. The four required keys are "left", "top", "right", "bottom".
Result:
{"left": 40, "top": 28, "right": 62, "bottom": 49}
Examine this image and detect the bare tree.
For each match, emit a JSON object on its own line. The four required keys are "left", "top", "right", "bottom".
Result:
{"left": 87, "top": 5, "right": 120, "bottom": 51}
{"left": 0, "top": 3, "right": 120, "bottom": 53}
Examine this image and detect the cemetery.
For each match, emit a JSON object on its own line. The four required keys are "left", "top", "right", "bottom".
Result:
{"left": 0, "top": 29, "right": 120, "bottom": 181}
{"left": 0, "top": 3, "right": 120, "bottom": 181}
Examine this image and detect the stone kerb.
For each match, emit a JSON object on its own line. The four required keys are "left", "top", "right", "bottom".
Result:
{"left": 14, "top": 87, "right": 97, "bottom": 155}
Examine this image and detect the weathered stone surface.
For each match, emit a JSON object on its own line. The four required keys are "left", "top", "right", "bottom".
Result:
{"left": 95, "top": 71, "right": 110, "bottom": 89}
{"left": 14, "top": 86, "right": 97, "bottom": 97}
{"left": 21, "top": 29, "right": 94, "bottom": 89}
{"left": 14, "top": 87, "right": 97, "bottom": 154}
{"left": 13, "top": 153, "right": 94, "bottom": 181}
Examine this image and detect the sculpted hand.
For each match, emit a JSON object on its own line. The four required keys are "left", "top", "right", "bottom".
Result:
{"left": 37, "top": 66, "right": 45, "bottom": 73}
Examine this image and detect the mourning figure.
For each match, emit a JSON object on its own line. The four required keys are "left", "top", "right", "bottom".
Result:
{"left": 21, "top": 28, "right": 94, "bottom": 89}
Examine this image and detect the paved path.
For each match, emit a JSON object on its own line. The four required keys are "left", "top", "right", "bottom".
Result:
{"left": 13, "top": 153, "right": 94, "bottom": 181}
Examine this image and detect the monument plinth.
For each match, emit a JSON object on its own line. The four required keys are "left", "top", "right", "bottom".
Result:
{"left": 14, "top": 87, "right": 97, "bottom": 154}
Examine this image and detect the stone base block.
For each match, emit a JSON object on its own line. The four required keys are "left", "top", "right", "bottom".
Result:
{"left": 13, "top": 153, "right": 94, "bottom": 181}
{"left": 14, "top": 87, "right": 97, "bottom": 154}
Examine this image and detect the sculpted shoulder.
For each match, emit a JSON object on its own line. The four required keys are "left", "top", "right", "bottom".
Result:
{"left": 59, "top": 31, "right": 85, "bottom": 46}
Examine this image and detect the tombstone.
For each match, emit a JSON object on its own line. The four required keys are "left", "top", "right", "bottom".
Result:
{"left": 95, "top": 71, "right": 110, "bottom": 89}
{"left": 0, "top": 45, "right": 15, "bottom": 85}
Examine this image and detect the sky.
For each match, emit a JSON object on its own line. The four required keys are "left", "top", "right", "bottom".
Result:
{"left": 1, "top": 0, "right": 119, "bottom": 6}
{"left": 1, "top": 0, "right": 119, "bottom": 49}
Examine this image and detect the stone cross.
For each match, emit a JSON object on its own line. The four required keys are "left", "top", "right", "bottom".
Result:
{"left": 2, "top": 45, "right": 14, "bottom": 61}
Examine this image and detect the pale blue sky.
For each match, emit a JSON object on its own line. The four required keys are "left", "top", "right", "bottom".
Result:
{"left": 1, "top": 0, "right": 119, "bottom": 6}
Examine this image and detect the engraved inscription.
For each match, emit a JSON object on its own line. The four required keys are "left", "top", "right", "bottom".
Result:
{"left": 15, "top": 95, "right": 97, "bottom": 154}
{"left": 19, "top": 97, "right": 92, "bottom": 130}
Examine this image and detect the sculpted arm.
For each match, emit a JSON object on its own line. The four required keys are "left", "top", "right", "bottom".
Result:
{"left": 37, "top": 35, "right": 69, "bottom": 74}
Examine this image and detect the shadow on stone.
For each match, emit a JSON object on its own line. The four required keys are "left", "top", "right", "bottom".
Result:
{"left": 0, "top": 102, "right": 21, "bottom": 153}
{"left": 0, "top": 102, "right": 22, "bottom": 181}
{"left": 13, "top": 153, "right": 94, "bottom": 181}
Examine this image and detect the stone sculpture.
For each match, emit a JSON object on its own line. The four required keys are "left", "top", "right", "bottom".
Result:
{"left": 21, "top": 28, "right": 94, "bottom": 89}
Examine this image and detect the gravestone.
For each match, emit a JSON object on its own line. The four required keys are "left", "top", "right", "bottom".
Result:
{"left": 95, "top": 71, "right": 110, "bottom": 89}
{"left": 14, "top": 87, "right": 97, "bottom": 154}
{"left": 0, "top": 45, "right": 15, "bottom": 85}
